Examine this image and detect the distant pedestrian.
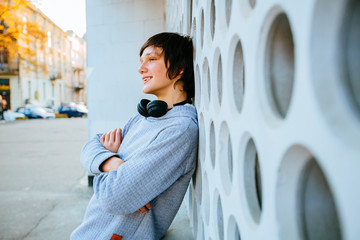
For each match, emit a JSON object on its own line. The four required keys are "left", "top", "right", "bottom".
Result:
{"left": 71, "top": 32, "right": 198, "bottom": 240}
{"left": 1, "top": 97, "right": 7, "bottom": 110}
{"left": 1, "top": 97, "right": 7, "bottom": 120}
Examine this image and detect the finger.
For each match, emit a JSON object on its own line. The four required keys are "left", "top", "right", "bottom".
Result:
{"left": 115, "top": 128, "right": 121, "bottom": 144}
{"left": 105, "top": 132, "right": 110, "bottom": 143}
{"left": 109, "top": 129, "right": 115, "bottom": 143}
{"left": 142, "top": 206, "right": 148, "bottom": 213}
{"left": 100, "top": 134, "right": 105, "bottom": 144}
{"left": 145, "top": 202, "right": 152, "bottom": 210}
{"left": 137, "top": 206, "right": 147, "bottom": 213}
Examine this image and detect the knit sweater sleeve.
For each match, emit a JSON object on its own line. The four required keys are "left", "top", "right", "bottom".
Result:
{"left": 93, "top": 121, "right": 198, "bottom": 215}
{"left": 80, "top": 134, "right": 121, "bottom": 175}
{"left": 80, "top": 114, "right": 140, "bottom": 175}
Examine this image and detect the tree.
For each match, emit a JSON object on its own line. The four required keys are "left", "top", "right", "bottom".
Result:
{"left": 0, "top": 0, "right": 47, "bottom": 70}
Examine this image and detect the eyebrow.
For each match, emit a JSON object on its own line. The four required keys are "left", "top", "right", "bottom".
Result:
{"left": 142, "top": 51, "right": 162, "bottom": 57}
{"left": 140, "top": 51, "right": 163, "bottom": 62}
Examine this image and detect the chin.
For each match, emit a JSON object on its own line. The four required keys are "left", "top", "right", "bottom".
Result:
{"left": 142, "top": 88, "right": 153, "bottom": 94}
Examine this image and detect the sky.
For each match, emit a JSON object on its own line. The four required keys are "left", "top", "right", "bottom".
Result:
{"left": 31, "top": 0, "right": 86, "bottom": 37}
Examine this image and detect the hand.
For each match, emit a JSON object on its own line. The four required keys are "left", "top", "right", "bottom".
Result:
{"left": 100, "top": 128, "right": 122, "bottom": 153}
{"left": 137, "top": 202, "right": 152, "bottom": 213}
{"left": 101, "top": 156, "right": 125, "bottom": 172}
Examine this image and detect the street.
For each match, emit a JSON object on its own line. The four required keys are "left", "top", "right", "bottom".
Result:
{"left": 0, "top": 118, "right": 193, "bottom": 240}
{"left": 0, "top": 118, "right": 91, "bottom": 240}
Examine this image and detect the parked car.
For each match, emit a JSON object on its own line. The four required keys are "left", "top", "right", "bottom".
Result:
{"left": 3, "top": 110, "right": 26, "bottom": 121}
{"left": 44, "top": 107, "right": 57, "bottom": 118}
{"left": 58, "top": 104, "right": 88, "bottom": 118}
{"left": 16, "top": 104, "right": 55, "bottom": 119}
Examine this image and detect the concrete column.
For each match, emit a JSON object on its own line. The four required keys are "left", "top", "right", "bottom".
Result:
{"left": 86, "top": 0, "right": 166, "bottom": 137}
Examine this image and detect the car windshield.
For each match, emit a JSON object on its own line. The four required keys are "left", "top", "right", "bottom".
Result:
{"left": 77, "top": 105, "right": 87, "bottom": 111}
{"left": 30, "top": 106, "right": 46, "bottom": 113}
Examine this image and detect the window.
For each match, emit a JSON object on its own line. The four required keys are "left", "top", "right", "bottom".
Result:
{"left": 48, "top": 31, "right": 52, "bottom": 48}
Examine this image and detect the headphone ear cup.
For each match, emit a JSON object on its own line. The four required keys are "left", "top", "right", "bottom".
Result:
{"left": 147, "top": 100, "right": 168, "bottom": 117}
{"left": 137, "top": 99, "right": 151, "bottom": 117}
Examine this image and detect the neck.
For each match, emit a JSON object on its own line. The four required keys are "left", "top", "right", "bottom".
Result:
{"left": 157, "top": 91, "right": 187, "bottom": 109}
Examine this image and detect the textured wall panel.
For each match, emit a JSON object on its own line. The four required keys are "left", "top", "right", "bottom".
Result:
{"left": 166, "top": 0, "right": 360, "bottom": 239}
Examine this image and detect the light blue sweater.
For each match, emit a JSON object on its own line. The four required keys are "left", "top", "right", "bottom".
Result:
{"left": 71, "top": 105, "right": 198, "bottom": 240}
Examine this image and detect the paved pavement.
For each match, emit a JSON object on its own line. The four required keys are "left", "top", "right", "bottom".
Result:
{"left": 0, "top": 118, "right": 193, "bottom": 240}
{"left": 0, "top": 119, "right": 91, "bottom": 240}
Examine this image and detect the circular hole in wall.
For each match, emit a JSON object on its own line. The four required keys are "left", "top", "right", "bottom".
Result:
{"left": 227, "top": 215, "right": 241, "bottom": 240}
{"left": 198, "top": 219, "right": 204, "bottom": 240}
{"left": 203, "top": 173, "right": 210, "bottom": 225}
{"left": 265, "top": 12, "right": 295, "bottom": 118}
{"left": 234, "top": 224, "right": 241, "bottom": 240}
{"left": 201, "top": 9, "right": 204, "bottom": 48}
{"left": 188, "top": 0, "right": 193, "bottom": 34}
{"left": 192, "top": 19, "right": 197, "bottom": 60}
{"left": 210, "top": 121, "right": 216, "bottom": 168}
{"left": 202, "top": 222, "right": 205, "bottom": 239}
{"left": 192, "top": 197, "right": 198, "bottom": 237}
{"left": 210, "top": 0, "right": 216, "bottom": 39}
{"left": 195, "top": 161, "right": 202, "bottom": 204}
{"left": 341, "top": 0, "right": 360, "bottom": 118}
{"left": 207, "top": 64, "right": 211, "bottom": 103}
{"left": 188, "top": 185, "right": 193, "bottom": 212}
{"left": 213, "top": 48, "right": 223, "bottom": 107}
{"left": 217, "top": 53, "right": 223, "bottom": 106}
{"left": 249, "top": 0, "right": 256, "bottom": 9}
{"left": 196, "top": 64, "right": 201, "bottom": 108}
{"left": 217, "top": 196, "right": 224, "bottom": 240}
{"left": 310, "top": 0, "right": 360, "bottom": 145}
{"left": 203, "top": 58, "right": 211, "bottom": 103}
{"left": 226, "top": 0, "right": 232, "bottom": 26}
{"left": 199, "top": 114, "right": 206, "bottom": 162}
{"left": 276, "top": 146, "right": 342, "bottom": 240}
{"left": 233, "top": 40, "right": 246, "bottom": 112}
{"left": 244, "top": 138, "right": 262, "bottom": 223}
{"left": 228, "top": 135, "right": 233, "bottom": 181}
{"left": 300, "top": 159, "right": 342, "bottom": 240}
{"left": 219, "top": 122, "right": 233, "bottom": 195}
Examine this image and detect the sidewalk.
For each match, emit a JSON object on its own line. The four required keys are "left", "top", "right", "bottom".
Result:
{"left": 0, "top": 118, "right": 193, "bottom": 240}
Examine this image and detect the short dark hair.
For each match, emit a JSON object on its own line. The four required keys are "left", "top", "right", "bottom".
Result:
{"left": 140, "top": 32, "right": 195, "bottom": 99}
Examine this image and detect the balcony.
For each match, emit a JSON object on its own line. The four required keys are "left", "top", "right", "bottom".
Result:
{"left": 72, "top": 65, "right": 85, "bottom": 72}
{"left": 0, "top": 62, "right": 19, "bottom": 75}
{"left": 73, "top": 83, "right": 85, "bottom": 91}
{"left": 50, "top": 72, "right": 62, "bottom": 81}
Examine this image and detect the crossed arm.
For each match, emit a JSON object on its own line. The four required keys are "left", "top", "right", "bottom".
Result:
{"left": 99, "top": 128, "right": 152, "bottom": 213}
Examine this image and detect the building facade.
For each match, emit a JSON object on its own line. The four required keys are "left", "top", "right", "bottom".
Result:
{"left": 0, "top": 3, "right": 86, "bottom": 110}
{"left": 86, "top": 0, "right": 359, "bottom": 239}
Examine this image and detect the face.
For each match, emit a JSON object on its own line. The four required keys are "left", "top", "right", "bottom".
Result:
{"left": 138, "top": 46, "right": 173, "bottom": 97}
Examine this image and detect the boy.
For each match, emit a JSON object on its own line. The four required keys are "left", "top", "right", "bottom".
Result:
{"left": 71, "top": 32, "right": 198, "bottom": 239}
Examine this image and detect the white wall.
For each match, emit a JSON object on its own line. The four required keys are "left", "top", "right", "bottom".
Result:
{"left": 86, "top": 0, "right": 166, "bottom": 137}
{"left": 166, "top": 0, "right": 360, "bottom": 239}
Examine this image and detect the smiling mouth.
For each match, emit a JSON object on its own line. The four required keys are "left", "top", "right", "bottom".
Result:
{"left": 143, "top": 77, "right": 152, "bottom": 84}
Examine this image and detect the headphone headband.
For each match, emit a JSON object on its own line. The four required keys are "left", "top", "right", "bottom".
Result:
{"left": 137, "top": 99, "right": 192, "bottom": 118}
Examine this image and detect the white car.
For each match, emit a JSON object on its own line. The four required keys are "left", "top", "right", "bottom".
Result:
{"left": 16, "top": 104, "right": 55, "bottom": 119}
{"left": 3, "top": 110, "right": 26, "bottom": 121}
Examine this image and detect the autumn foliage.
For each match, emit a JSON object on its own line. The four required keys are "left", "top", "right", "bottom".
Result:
{"left": 0, "top": 0, "right": 47, "bottom": 69}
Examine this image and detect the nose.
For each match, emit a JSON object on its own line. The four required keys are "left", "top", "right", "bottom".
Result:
{"left": 138, "top": 62, "right": 147, "bottom": 74}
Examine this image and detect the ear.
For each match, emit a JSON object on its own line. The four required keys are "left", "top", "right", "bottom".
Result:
{"left": 172, "top": 69, "right": 184, "bottom": 81}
